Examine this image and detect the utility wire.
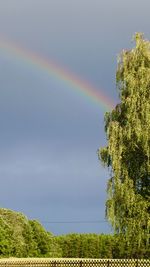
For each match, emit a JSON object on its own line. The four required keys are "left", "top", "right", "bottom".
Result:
{"left": 41, "top": 220, "right": 107, "bottom": 224}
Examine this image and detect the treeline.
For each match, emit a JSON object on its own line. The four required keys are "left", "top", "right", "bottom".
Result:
{"left": 56, "top": 233, "right": 150, "bottom": 259}
{"left": 0, "top": 209, "right": 149, "bottom": 259}
{"left": 0, "top": 208, "right": 61, "bottom": 258}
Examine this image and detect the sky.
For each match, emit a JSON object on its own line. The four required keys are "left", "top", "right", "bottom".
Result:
{"left": 0, "top": 0, "right": 150, "bottom": 235}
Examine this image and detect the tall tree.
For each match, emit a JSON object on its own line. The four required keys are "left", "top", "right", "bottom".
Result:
{"left": 98, "top": 33, "right": 150, "bottom": 255}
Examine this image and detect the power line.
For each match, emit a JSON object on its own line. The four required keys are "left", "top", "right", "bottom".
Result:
{"left": 41, "top": 220, "right": 107, "bottom": 224}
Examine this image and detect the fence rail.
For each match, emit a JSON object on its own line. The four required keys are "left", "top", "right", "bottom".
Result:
{"left": 0, "top": 258, "right": 149, "bottom": 267}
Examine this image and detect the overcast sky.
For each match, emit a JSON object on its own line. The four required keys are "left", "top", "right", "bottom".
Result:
{"left": 0, "top": 0, "right": 150, "bottom": 235}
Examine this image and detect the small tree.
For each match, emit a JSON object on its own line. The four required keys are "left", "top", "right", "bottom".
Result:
{"left": 98, "top": 33, "right": 150, "bottom": 257}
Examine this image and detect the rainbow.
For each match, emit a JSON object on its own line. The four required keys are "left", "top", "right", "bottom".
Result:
{"left": 0, "top": 38, "right": 114, "bottom": 111}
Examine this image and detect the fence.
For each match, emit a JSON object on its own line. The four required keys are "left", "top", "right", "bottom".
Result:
{"left": 0, "top": 258, "right": 149, "bottom": 267}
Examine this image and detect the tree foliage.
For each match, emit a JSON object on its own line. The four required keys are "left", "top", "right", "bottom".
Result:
{"left": 54, "top": 233, "right": 149, "bottom": 258}
{"left": 55, "top": 233, "right": 114, "bottom": 258}
{"left": 0, "top": 208, "right": 149, "bottom": 258}
{"left": 98, "top": 33, "right": 150, "bottom": 253}
{"left": 0, "top": 208, "right": 61, "bottom": 258}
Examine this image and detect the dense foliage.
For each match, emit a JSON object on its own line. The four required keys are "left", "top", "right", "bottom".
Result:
{"left": 98, "top": 33, "right": 150, "bottom": 255}
{"left": 0, "top": 208, "right": 60, "bottom": 258}
{"left": 0, "top": 208, "right": 149, "bottom": 258}
{"left": 56, "top": 233, "right": 150, "bottom": 258}
{"left": 55, "top": 233, "right": 114, "bottom": 258}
